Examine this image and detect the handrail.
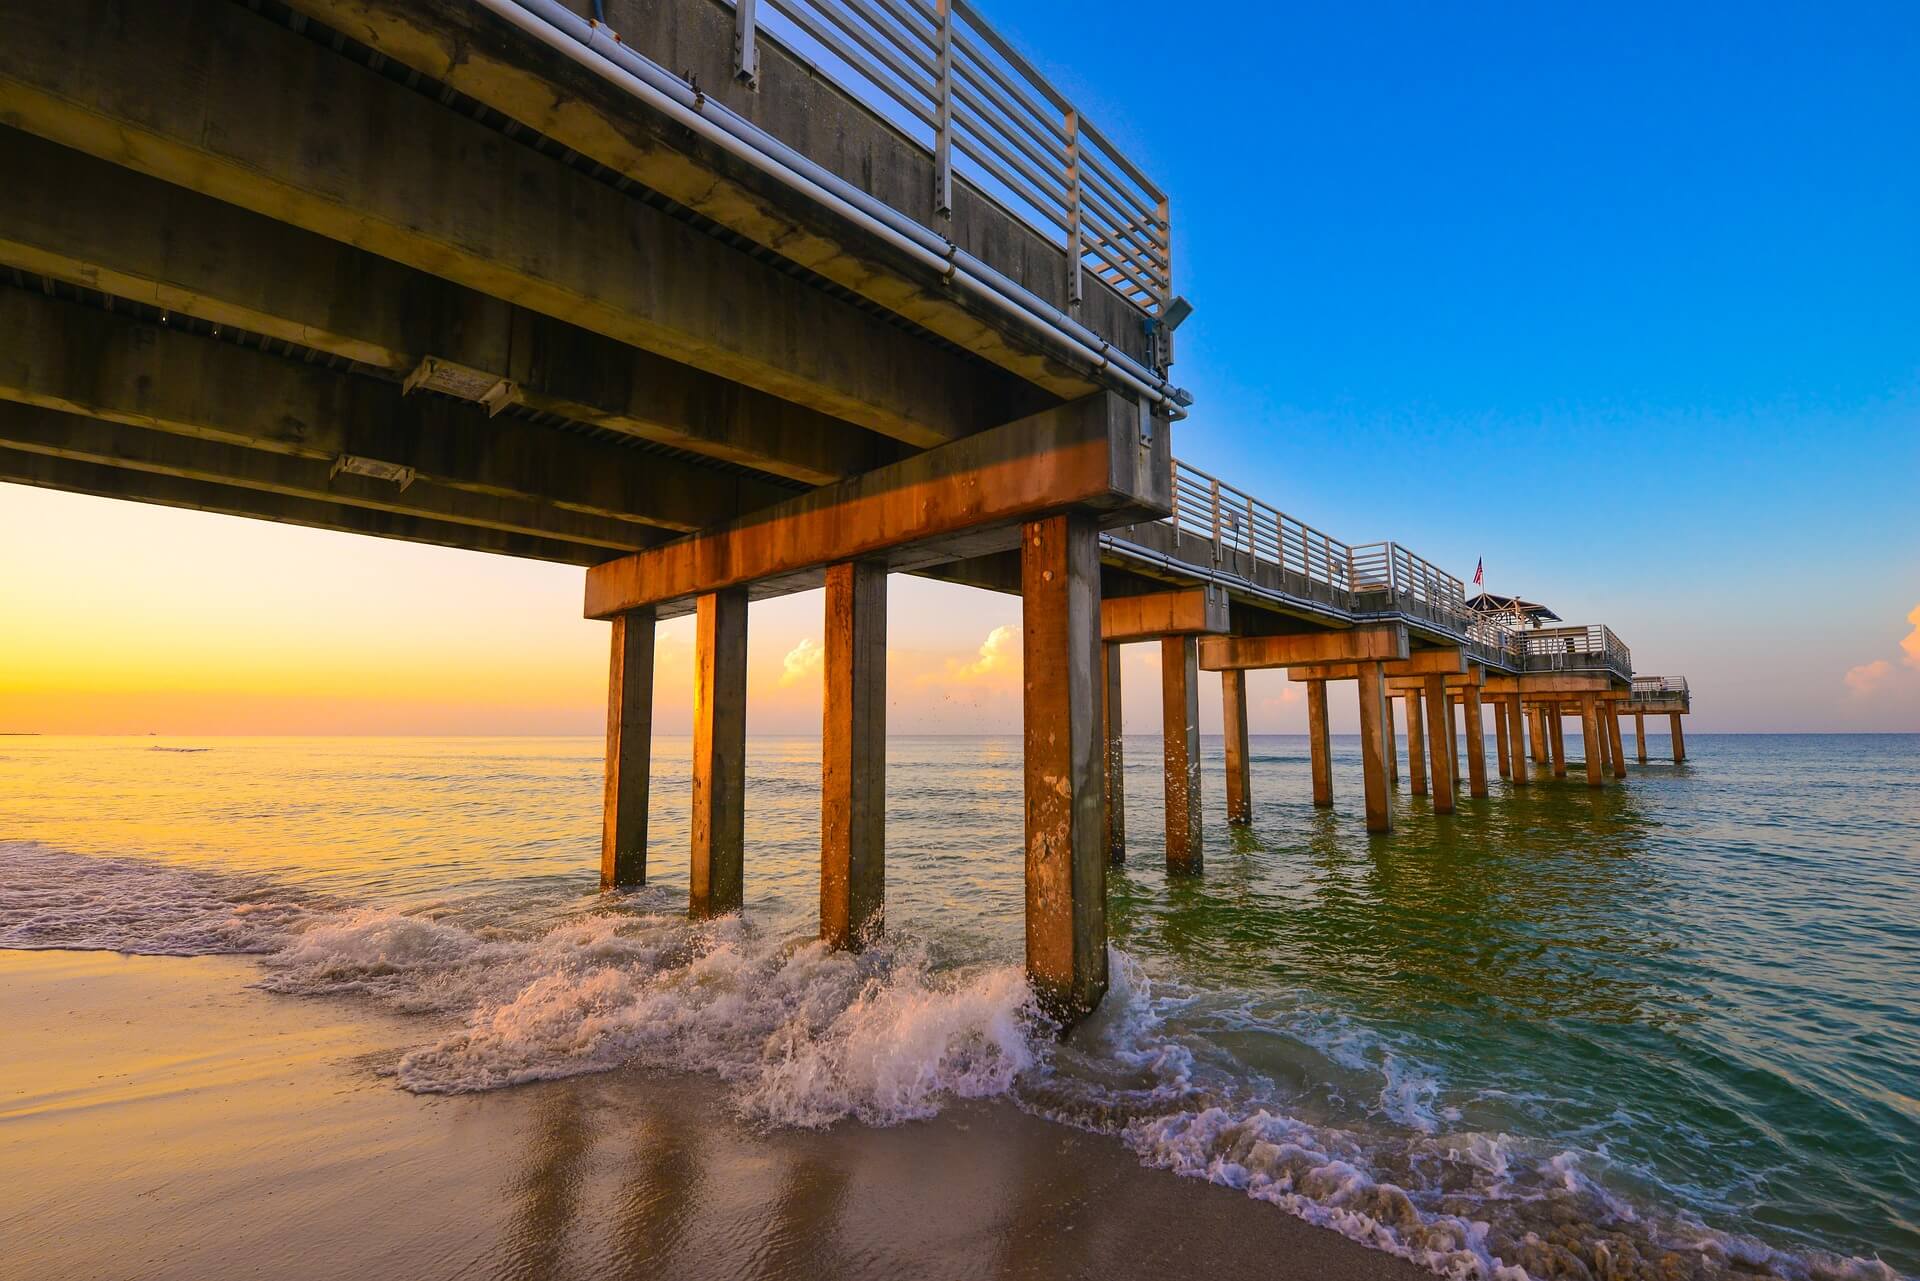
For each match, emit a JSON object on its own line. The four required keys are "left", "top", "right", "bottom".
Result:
{"left": 744, "top": 0, "right": 1171, "bottom": 314}
{"left": 1166, "top": 460, "right": 1354, "bottom": 598}
{"left": 1146, "top": 462, "right": 1636, "bottom": 674}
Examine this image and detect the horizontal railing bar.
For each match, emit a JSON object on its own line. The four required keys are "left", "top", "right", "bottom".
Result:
{"left": 767, "top": 0, "right": 938, "bottom": 122}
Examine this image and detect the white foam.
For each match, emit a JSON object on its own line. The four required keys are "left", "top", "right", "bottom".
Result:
{"left": 0, "top": 841, "right": 300, "bottom": 955}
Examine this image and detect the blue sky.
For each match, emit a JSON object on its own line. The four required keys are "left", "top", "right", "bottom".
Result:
{"left": 986, "top": 0, "right": 1920, "bottom": 728}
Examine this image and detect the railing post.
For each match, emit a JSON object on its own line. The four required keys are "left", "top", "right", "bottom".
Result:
{"left": 1063, "top": 108, "right": 1082, "bottom": 308}
{"left": 1155, "top": 194, "right": 1172, "bottom": 365}
{"left": 932, "top": 0, "right": 954, "bottom": 218}
{"left": 1209, "top": 478, "right": 1222, "bottom": 562}
{"left": 732, "top": 0, "right": 760, "bottom": 87}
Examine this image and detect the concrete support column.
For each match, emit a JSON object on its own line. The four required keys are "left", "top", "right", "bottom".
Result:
{"left": 1607, "top": 703, "right": 1627, "bottom": 780}
{"left": 1221, "top": 668, "right": 1252, "bottom": 826}
{"left": 1549, "top": 706, "right": 1568, "bottom": 778}
{"left": 820, "top": 562, "right": 886, "bottom": 950}
{"left": 1494, "top": 698, "right": 1511, "bottom": 779}
{"left": 1593, "top": 698, "right": 1614, "bottom": 778}
{"left": 1446, "top": 695, "right": 1462, "bottom": 787}
{"left": 690, "top": 587, "right": 748, "bottom": 919}
{"left": 1423, "top": 675, "right": 1456, "bottom": 814}
{"left": 1102, "top": 642, "right": 1127, "bottom": 863}
{"left": 1580, "top": 695, "right": 1605, "bottom": 788}
{"left": 1507, "top": 693, "right": 1531, "bottom": 787}
{"left": 600, "top": 607, "right": 655, "bottom": 889}
{"left": 1161, "top": 635, "right": 1204, "bottom": 872}
{"left": 1671, "top": 713, "right": 1686, "bottom": 763}
{"left": 1356, "top": 662, "right": 1392, "bottom": 833}
{"left": 1306, "top": 678, "right": 1333, "bottom": 808}
{"left": 1384, "top": 694, "right": 1399, "bottom": 786}
{"left": 1635, "top": 710, "right": 1648, "bottom": 764}
{"left": 1020, "top": 514, "right": 1107, "bottom": 1023}
{"left": 1531, "top": 707, "right": 1549, "bottom": 764}
{"left": 1463, "top": 685, "right": 1489, "bottom": 798}
{"left": 1405, "top": 691, "right": 1428, "bottom": 795}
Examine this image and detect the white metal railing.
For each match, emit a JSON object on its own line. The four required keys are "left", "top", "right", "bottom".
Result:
{"left": 1166, "top": 460, "right": 1354, "bottom": 598}
{"left": 740, "top": 0, "right": 1171, "bottom": 315}
{"left": 1348, "top": 541, "right": 1470, "bottom": 620}
{"left": 1631, "top": 675, "right": 1689, "bottom": 697}
{"left": 1522, "top": 625, "right": 1633, "bottom": 675}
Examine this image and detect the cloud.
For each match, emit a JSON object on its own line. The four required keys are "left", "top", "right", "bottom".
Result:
{"left": 779, "top": 637, "right": 823, "bottom": 687}
{"left": 1844, "top": 659, "right": 1892, "bottom": 694}
{"left": 1903, "top": 603, "right": 1920, "bottom": 669}
{"left": 913, "top": 625, "right": 1019, "bottom": 688}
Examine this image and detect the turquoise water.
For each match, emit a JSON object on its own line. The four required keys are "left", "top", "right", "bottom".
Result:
{"left": 2, "top": 732, "right": 1915, "bottom": 1277}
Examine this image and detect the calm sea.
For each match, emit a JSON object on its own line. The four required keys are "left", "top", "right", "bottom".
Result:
{"left": 2, "top": 732, "right": 1915, "bottom": 1278}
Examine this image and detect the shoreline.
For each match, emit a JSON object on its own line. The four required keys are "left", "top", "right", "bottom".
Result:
{"left": 0, "top": 948, "right": 1427, "bottom": 1281}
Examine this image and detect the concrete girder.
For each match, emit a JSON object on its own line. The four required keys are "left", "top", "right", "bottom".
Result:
{"left": 1198, "top": 624, "right": 1409, "bottom": 671}
{"left": 0, "top": 0, "right": 1039, "bottom": 448}
{"left": 0, "top": 447, "right": 607, "bottom": 564}
{"left": 0, "top": 403, "right": 661, "bottom": 552}
{"left": 0, "top": 127, "right": 899, "bottom": 486}
{"left": 0, "top": 286, "right": 781, "bottom": 533}
{"left": 583, "top": 391, "right": 1168, "bottom": 620}
{"left": 1100, "top": 587, "right": 1229, "bottom": 642}
{"left": 278, "top": 0, "right": 1150, "bottom": 397}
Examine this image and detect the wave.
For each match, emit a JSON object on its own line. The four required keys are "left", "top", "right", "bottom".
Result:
{"left": 0, "top": 842, "right": 1901, "bottom": 1281}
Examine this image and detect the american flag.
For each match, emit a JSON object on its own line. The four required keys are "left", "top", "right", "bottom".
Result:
{"left": 1473, "top": 558, "right": 1484, "bottom": 586}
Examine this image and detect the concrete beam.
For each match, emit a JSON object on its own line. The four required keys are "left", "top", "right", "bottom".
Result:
{"left": 280, "top": 0, "right": 1149, "bottom": 398}
{"left": 0, "top": 128, "right": 898, "bottom": 486}
{"left": 0, "top": 404, "right": 660, "bottom": 553}
{"left": 0, "top": 0, "right": 1036, "bottom": 447}
{"left": 1100, "top": 587, "right": 1229, "bottom": 642}
{"left": 0, "top": 447, "right": 606, "bottom": 565}
{"left": 1298, "top": 650, "right": 1472, "bottom": 682}
{"left": 1287, "top": 648, "right": 1466, "bottom": 680}
{"left": 584, "top": 391, "right": 1166, "bottom": 619}
{"left": 1483, "top": 673, "right": 1615, "bottom": 696}
{"left": 1385, "top": 671, "right": 1483, "bottom": 693}
{"left": 0, "top": 286, "right": 789, "bottom": 532}
{"left": 1199, "top": 624, "right": 1409, "bottom": 671}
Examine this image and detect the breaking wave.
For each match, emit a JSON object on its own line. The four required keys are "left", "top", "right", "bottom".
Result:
{"left": 0, "top": 842, "right": 1901, "bottom": 1281}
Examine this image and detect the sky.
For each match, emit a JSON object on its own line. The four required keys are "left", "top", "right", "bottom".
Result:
{"left": 3, "top": 2, "right": 1916, "bottom": 735}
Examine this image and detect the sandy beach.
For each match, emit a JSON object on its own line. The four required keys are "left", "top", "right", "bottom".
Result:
{"left": 0, "top": 949, "right": 1426, "bottom": 1281}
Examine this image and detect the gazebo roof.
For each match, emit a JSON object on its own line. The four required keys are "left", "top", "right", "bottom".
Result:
{"left": 1466, "top": 593, "right": 1563, "bottom": 623}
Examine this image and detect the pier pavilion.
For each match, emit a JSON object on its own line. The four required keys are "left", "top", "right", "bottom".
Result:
{"left": 0, "top": 0, "right": 1688, "bottom": 1023}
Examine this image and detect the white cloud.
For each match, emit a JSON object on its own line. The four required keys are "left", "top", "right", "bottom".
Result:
{"left": 779, "top": 636, "right": 823, "bottom": 687}
{"left": 1902, "top": 603, "right": 1920, "bottom": 669}
{"left": 911, "top": 624, "right": 1020, "bottom": 688}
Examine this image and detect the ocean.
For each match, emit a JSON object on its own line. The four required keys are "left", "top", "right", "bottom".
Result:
{"left": 1, "top": 732, "right": 1914, "bottom": 1279}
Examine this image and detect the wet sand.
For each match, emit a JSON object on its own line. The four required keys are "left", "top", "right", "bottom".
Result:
{"left": 0, "top": 949, "right": 1426, "bottom": 1281}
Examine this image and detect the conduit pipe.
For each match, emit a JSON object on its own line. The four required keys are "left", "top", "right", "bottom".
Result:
{"left": 468, "top": 0, "right": 1192, "bottom": 414}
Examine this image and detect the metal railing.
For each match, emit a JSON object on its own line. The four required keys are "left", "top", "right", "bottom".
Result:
{"left": 741, "top": 0, "right": 1171, "bottom": 314}
{"left": 1520, "top": 625, "right": 1633, "bottom": 676}
{"left": 1630, "top": 676, "right": 1689, "bottom": 698}
{"left": 1141, "top": 462, "right": 1639, "bottom": 677}
{"left": 1167, "top": 460, "right": 1354, "bottom": 599}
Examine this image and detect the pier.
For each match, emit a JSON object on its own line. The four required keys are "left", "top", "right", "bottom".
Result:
{"left": 0, "top": 0, "right": 1691, "bottom": 1023}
